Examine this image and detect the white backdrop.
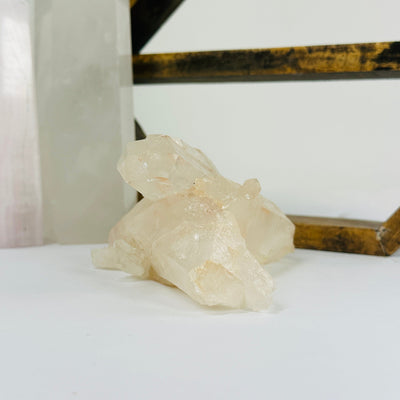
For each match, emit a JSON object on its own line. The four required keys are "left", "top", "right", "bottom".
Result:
{"left": 134, "top": 0, "right": 400, "bottom": 222}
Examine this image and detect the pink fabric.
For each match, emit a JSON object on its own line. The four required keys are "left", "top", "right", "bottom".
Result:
{"left": 0, "top": 1, "right": 42, "bottom": 247}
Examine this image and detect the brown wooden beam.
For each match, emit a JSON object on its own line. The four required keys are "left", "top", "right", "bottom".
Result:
{"left": 290, "top": 210, "right": 400, "bottom": 256}
{"left": 132, "top": 41, "right": 400, "bottom": 83}
{"left": 131, "top": 0, "right": 185, "bottom": 54}
{"left": 290, "top": 215, "right": 385, "bottom": 256}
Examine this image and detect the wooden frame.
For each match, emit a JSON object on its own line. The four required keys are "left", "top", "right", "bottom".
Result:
{"left": 130, "top": 0, "right": 400, "bottom": 256}
{"left": 132, "top": 42, "right": 400, "bottom": 83}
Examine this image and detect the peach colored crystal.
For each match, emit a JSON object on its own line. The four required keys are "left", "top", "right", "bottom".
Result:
{"left": 92, "top": 135, "right": 294, "bottom": 310}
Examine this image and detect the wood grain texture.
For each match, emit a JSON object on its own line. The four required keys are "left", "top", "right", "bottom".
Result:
{"left": 290, "top": 215, "right": 385, "bottom": 256}
{"left": 132, "top": 41, "right": 400, "bottom": 83}
{"left": 131, "top": 0, "right": 185, "bottom": 54}
{"left": 290, "top": 211, "right": 400, "bottom": 256}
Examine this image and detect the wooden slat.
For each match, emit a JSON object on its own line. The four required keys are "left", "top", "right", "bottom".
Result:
{"left": 290, "top": 211, "right": 400, "bottom": 256}
{"left": 289, "top": 215, "right": 385, "bottom": 256}
{"left": 131, "top": 0, "right": 185, "bottom": 54}
{"left": 132, "top": 41, "right": 400, "bottom": 83}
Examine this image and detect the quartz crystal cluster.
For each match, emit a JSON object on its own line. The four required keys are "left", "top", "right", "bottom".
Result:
{"left": 92, "top": 135, "right": 295, "bottom": 310}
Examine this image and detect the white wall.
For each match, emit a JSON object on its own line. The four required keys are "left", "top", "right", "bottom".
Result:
{"left": 134, "top": 0, "right": 400, "bottom": 222}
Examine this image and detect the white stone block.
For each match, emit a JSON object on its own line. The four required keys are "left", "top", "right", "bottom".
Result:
{"left": 34, "top": 0, "right": 135, "bottom": 243}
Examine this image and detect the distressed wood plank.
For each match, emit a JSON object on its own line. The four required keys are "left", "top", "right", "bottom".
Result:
{"left": 131, "top": 0, "right": 185, "bottom": 54}
{"left": 132, "top": 41, "right": 400, "bottom": 83}
{"left": 289, "top": 215, "right": 385, "bottom": 256}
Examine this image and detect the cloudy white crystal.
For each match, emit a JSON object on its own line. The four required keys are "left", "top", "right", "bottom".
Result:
{"left": 92, "top": 135, "right": 295, "bottom": 310}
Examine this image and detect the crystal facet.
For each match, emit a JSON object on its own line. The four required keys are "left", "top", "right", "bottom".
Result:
{"left": 92, "top": 135, "right": 295, "bottom": 310}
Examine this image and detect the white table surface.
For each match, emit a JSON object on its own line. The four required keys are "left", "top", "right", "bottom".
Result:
{"left": 1, "top": 244, "right": 399, "bottom": 400}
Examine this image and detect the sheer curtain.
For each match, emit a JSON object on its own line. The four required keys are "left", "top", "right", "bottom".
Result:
{"left": 0, "top": 0, "right": 42, "bottom": 247}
